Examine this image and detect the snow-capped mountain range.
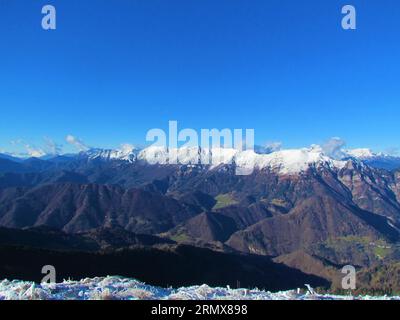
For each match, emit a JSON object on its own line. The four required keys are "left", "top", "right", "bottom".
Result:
{"left": 72, "top": 145, "right": 346, "bottom": 175}
{"left": 77, "top": 145, "right": 400, "bottom": 173}
{"left": 343, "top": 148, "right": 400, "bottom": 170}
{"left": 2, "top": 145, "right": 400, "bottom": 173}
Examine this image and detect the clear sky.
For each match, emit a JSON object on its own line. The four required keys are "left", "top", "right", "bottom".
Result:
{"left": 1, "top": 0, "right": 400, "bottom": 155}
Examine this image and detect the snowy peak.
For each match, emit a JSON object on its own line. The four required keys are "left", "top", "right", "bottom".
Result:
{"left": 235, "top": 148, "right": 347, "bottom": 174}
{"left": 80, "top": 144, "right": 137, "bottom": 163}
{"left": 344, "top": 148, "right": 380, "bottom": 159}
{"left": 342, "top": 149, "right": 400, "bottom": 170}
{"left": 136, "top": 146, "right": 237, "bottom": 166}
{"left": 343, "top": 148, "right": 400, "bottom": 160}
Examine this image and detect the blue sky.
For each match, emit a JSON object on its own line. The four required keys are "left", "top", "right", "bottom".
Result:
{"left": 1, "top": 0, "right": 400, "bottom": 155}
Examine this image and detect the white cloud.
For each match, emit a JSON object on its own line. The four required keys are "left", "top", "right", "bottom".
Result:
{"left": 25, "top": 146, "right": 47, "bottom": 158}
{"left": 255, "top": 141, "right": 282, "bottom": 154}
{"left": 10, "top": 139, "right": 47, "bottom": 158}
{"left": 44, "top": 137, "right": 63, "bottom": 155}
{"left": 321, "top": 137, "right": 346, "bottom": 159}
{"left": 65, "top": 135, "right": 89, "bottom": 152}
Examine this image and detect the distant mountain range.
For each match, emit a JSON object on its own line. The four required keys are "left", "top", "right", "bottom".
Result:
{"left": 339, "top": 148, "right": 400, "bottom": 170}
{"left": 2, "top": 144, "right": 400, "bottom": 170}
{"left": 1, "top": 146, "right": 400, "bottom": 294}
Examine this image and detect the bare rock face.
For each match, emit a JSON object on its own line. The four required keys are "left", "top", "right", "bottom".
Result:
{"left": 337, "top": 161, "right": 400, "bottom": 221}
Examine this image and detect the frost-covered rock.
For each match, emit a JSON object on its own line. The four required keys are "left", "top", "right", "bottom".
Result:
{"left": 0, "top": 276, "right": 398, "bottom": 300}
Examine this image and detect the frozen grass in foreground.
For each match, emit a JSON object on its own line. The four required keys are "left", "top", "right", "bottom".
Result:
{"left": 0, "top": 276, "right": 398, "bottom": 300}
